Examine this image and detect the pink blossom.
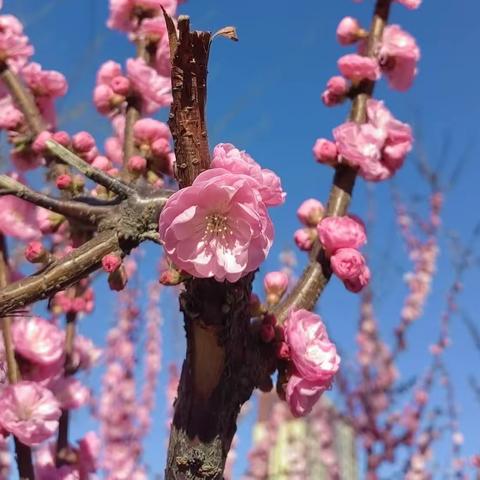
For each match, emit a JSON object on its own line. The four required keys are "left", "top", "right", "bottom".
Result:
{"left": 73, "top": 336, "right": 101, "bottom": 371}
{"left": 211, "top": 143, "right": 286, "bottom": 207}
{"left": 72, "top": 131, "right": 95, "bottom": 153}
{"left": 284, "top": 309, "right": 340, "bottom": 383}
{"left": 330, "top": 247, "right": 366, "bottom": 281}
{"left": 159, "top": 169, "right": 274, "bottom": 282}
{"left": 297, "top": 198, "right": 324, "bottom": 227}
{"left": 396, "top": 0, "right": 421, "bottom": 8}
{"left": 56, "top": 174, "right": 72, "bottom": 190}
{"left": 317, "top": 215, "right": 367, "bottom": 254}
{"left": 338, "top": 54, "right": 380, "bottom": 82}
{"left": 313, "top": 138, "right": 338, "bottom": 165}
{"left": 322, "top": 76, "right": 348, "bottom": 107}
{"left": 21, "top": 63, "right": 68, "bottom": 98}
{"left": 336, "top": 17, "right": 361, "bottom": 46}
{"left": 0, "top": 96, "right": 23, "bottom": 129}
{"left": 49, "top": 378, "right": 90, "bottom": 410}
{"left": 333, "top": 121, "right": 384, "bottom": 170}
{"left": 107, "top": 0, "right": 178, "bottom": 33}
{"left": 126, "top": 58, "right": 172, "bottom": 113}
{"left": 344, "top": 265, "right": 371, "bottom": 293}
{"left": 111, "top": 75, "right": 131, "bottom": 95}
{"left": 128, "top": 155, "right": 147, "bottom": 173}
{"left": 78, "top": 431, "right": 100, "bottom": 476}
{"left": 294, "top": 228, "right": 316, "bottom": 252}
{"left": 0, "top": 381, "right": 61, "bottom": 446}
{"left": 0, "top": 15, "right": 34, "bottom": 72}
{"left": 12, "top": 316, "right": 64, "bottom": 365}
{"left": 0, "top": 194, "right": 40, "bottom": 241}
{"left": 380, "top": 25, "right": 420, "bottom": 91}
{"left": 286, "top": 374, "right": 325, "bottom": 417}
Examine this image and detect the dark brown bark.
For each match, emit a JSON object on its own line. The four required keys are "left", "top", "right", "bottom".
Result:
{"left": 273, "top": 0, "right": 392, "bottom": 324}
{"left": 163, "top": 16, "right": 273, "bottom": 479}
{"left": 165, "top": 15, "right": 212, "bottom": 189}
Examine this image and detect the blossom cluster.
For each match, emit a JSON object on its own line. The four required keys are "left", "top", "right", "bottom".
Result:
{"left": 313, "top": 6, "right": 419, "bottom": 182}
{"left": 159, "top": 143, "right": 285, "bottom": 283}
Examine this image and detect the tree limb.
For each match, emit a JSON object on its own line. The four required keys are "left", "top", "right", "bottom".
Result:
{"left": 272, "top": 0, "right": 393, "bottom": 324}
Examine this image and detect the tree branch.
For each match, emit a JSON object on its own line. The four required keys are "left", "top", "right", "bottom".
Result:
{"left": 0, "top": 175, "right": 109, "bottom": 225}
{"left": 45, "top": 140, "right": 137, "bottom": 198}
{"left": 0, "top": 229, "right": 123, "bottom": 316}
{"left": 272, "top": 0, "right": 392, "bottom": 323}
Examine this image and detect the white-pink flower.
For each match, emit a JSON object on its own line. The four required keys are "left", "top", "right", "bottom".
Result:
{"left": 338, "top": 54, "right": 380, "bottom": 82}
{"left": 317, "top": 215, "right": 367, "bottom": 254}
{"left": 126, "top": 58, "right": 172, "bottom": 113}
{"left": 159, "top": 169, "right": 274, "bottom": 282}
{"left": 0, "top": 194, "right": 40, "bottom": 241}
{"left": 0, "top": 381, "right": 61, "bottom": 446}
{"left": 211, "top": 143, "right": 285, "bottom": 207}
{"left": 0, "top": 15, "right": 34, "bottom": 72}
{"left": 12, "top": 317, "right": 64, "bottom": 366}
{"left": 284, "top": 309, "right": 340, "bottom": 384}
{"left": 286, "top": 374, "right": 325, "bottom": 417}
{"left": 380, "top": 25, "right": 420, "bottom": 91}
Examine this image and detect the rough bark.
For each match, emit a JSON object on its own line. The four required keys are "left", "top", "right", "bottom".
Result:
{"left": 163, "top": 16, "right": 271, "bottom": 479}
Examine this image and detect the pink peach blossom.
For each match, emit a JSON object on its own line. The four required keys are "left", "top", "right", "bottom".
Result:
{"left": 126, "top": 58, "right": 172, "bottom": 113}
{"left": 284, "top": 309, "right": 340, "bottom": 383}
{"left": 0, "top": 96, "right": 23, "bottom": 129}
{"left": 317, "top": 215, "right": 367, "bottom": 254}
{"left": 313, "top": 138, "right": 338, "bottom": 165}
{"left": 21, "top": 62, "right": 68, "bottom": 98}
{"left": 380, "top": 25, "right": 420, "bottom": 91}
{"left": 0, "top": 15, "right": 34, "bottom": 72}
{"left": 330, "top": 247, "right": 366, "bottom": 281}
{"left": 159, "top": 169, "right": 274, "bottom": 282}
{"left": 49, "top": 377, "right": 90, "bottom": 410}
{"left": 0, "top": 381, "right": 61, "bottom": 446}
{"left": 0, "top": 194, "right": 40, "bottom": 241}
{"left": 322, "top": 76, "right": 348, "bottom": 106}
{"left": 344, "top": 265, "right": 371, "bottom": 293}
{"left": 211, "top": 143, "right": 285, "bottom": 207}
{"left": 12, "top": 316, "right": 64, "bottom": 365}
{"left": 286, "top": 374, "right": 326, "bottom": 417}
{"left": 338, "top": 54, "right": 380, "bottom": 82}
{"left": 396, "top": 0, "right": 421, "bottom": 8}
{"left": 78, "top": 431, "right": 100, "bottom": 476}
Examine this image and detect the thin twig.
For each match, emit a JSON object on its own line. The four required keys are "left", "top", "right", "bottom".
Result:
{"left": 0, "top": 174, "right": 110, "bottom": 224}
{"left": 45, "top": 140, "right": 136, "bottom": 198}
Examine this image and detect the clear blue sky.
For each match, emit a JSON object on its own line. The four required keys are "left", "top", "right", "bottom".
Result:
{"left": 5, "top": 0, "right": 480, "bottom": 478}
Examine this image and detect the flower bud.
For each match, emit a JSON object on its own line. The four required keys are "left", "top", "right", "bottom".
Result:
{"left": 127, "top": 155, "right": 147, "bottom": 174}
{"left": 313, "top": 138, "right": 338, "bottom": 165}
{"left": 101, "top": 254, "right": 122, "bottom": 273}
{"left": 72, "top": 131, "right": 95, "bottom": 153}
{"left": 336, "top": 17, "right": 362, "bottom": 45}
{"left": 294, "top": 228, "right": 316, "bottom": 252}
{"left": 297, "top": 199, "right": 324, "bottom": 227}
{"left": 55, "top": 174, "right": 72, "bottom": 190}
{"left": 264, "top": 271, "right": 288, "bottom": 305}
{"left": 24, "top": 241, "right": 47, "bottom": 263}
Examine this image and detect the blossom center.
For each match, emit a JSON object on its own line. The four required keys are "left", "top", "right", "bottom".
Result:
{"left": 204, "top": 213, "right": 231, "bottom": 239}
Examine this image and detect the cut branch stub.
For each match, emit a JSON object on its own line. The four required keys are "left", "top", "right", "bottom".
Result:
{"left": 165, "top": 14, "right": 213, "bottom": 188}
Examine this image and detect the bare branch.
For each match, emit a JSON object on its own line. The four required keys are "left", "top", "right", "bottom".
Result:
{"left": 0, "top": 229, "right": 125, "bottom": 316}
{"left": 45, "top": 140, "right": 137, "bottom": 198}
{"left": 0, "top": 174, "right": 109, "bottom": 225}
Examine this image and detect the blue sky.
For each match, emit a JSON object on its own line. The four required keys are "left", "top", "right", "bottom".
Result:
{"left": 5, "top": 0, "right": 480, "bottom": 478}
